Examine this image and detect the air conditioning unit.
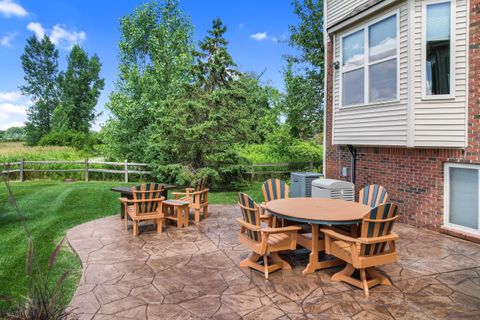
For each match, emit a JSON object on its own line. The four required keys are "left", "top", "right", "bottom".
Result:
{"left": 290, "top": 172, "right": 323, "bottom": 197}
{"left": 311, "top": 178, "right": 355, "bottom": 201}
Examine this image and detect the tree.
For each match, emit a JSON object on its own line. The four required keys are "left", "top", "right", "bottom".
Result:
{"left": 284, "top": 0, "right": 324, "bottom": 139}
{"left": 152, "top": 18, "right": 250, "bottom": 186}
{"left": 103, "top": 0, "right": 194, "bottom": 162}
{"left": 52, "top": 45, "right": 105, "bottom": 133}
{"left": 19, "top": 35, "right": 60, "bottom": 145}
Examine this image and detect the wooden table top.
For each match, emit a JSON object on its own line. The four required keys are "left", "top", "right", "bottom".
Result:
{"left": 111, "top": 184, "right": 177, "bottom": 194}
{"left": 266, "top": 198, "right": 370, "bottom": 225}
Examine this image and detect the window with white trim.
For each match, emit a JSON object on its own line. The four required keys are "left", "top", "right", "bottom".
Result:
{"left": 444, "top": 163, "right": 480, "bottom": 235}
{"left": 425, "top": 0, "right": 451, "bottom": 96}
{"left": 341, "top": 12, "right": 398, "bottom": 107}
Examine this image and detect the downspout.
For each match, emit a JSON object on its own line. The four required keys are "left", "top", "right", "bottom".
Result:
{"left": 322, "top": 0, "right": 328, "bottom": 178}
{"left": 347, "top": 145, "right": 357, "bottom": 184}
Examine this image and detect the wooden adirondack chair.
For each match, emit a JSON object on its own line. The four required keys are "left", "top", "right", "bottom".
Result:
{"left": 359, "top": 184, "right": 390, "bottom": 208}
{"left": 321, "top": 203, "right": 399, "bottom": 296}
{"left": 119, "top": 183, "right": 165, "bottom": 237}
{"left": 173, "top": 177, "right": 209, "bottom": 225}
{"left": 260, "top": 178, "right": 290, "bottom": 227}
{"left": 334, "top": 184, "right": 390, "bottom": 237}
{"left": 237, "top": 192, "right": 301, "bottom": 279}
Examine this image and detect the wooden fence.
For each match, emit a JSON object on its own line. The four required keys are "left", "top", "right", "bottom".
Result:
{"left": 0, "top": 159, "right": 321, "bottom": 182}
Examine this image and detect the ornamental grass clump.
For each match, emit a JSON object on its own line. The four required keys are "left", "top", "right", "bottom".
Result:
{"left": 0, "top": 171, "right": 75, "bottom": 320}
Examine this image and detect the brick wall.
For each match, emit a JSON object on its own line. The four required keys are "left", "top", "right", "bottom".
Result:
{"left": 325, "top": 0, "right": 480, "bottom": 236}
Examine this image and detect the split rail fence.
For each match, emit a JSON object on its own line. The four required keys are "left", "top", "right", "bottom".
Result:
{"left": 0, "top": 159, "right": 321, "bottom": 182}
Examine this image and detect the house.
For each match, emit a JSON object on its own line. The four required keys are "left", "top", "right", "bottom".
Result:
{"left": 323, "top": 0, "right": 480, "bottom": 241}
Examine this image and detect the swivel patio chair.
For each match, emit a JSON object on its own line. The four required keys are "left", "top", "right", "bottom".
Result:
{"left": 119, "top": 183, "right": 165, "bottom": 237}
{"left": 260, "top": 178, "right": 290, "bottom": 227}
{"left": 321, "top": 203, "right": 399, "bottom": 296}
{"left": 173, "top": 177, "right": 209, "bottom": 225}
{"left": 237, "top": 192, "right": 301, "bottom": 279}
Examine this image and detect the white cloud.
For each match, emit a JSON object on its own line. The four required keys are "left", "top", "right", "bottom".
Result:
{"left": 0, "top": 91, "right": 28, "bottom": 129}
{"left": 26, "top": 22, "right": 86, "bottom": 50}
{"left": 27, "top": 22, "right": 45, "bottom": 38}
{"left": 0, "top": 0, "right": 27, "bottom": 18}
{"left": 0, "top": 121, "right": 24, "bottom": 130}
{"left": 0, "top": 91, "right": 21, "bottom": 102}
{"left": 239, "top": 23, "right": 244, "bottom": 29}
{"left": 0, "top": 103, "right": 27, "bottom": 115}
{"left": 250, "top": 32, "right": 268, "bottom": 41}
{"left": 0, "top": 32, "right": 16, "bottom": 47}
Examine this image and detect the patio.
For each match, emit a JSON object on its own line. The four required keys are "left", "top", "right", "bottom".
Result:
{"left": 66, "top": 205, "right": 480, "bottom": 319}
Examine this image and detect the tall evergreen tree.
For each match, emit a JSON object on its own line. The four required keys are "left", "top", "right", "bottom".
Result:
{"left": 53, "top": 45, "right": 105, "bottom": 133}
{"left": 153, "top": 18, "right": 249, "bottom": 185}
{"left": 19, "top": 35, "right": 60, "bottom": 145}
{"left": 284, "top": 0, "right": 324, "bottom": 139}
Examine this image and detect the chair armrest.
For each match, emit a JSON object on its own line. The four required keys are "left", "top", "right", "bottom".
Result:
{"left": 259, "top": 215, "right": 271, "bottom": 221}
{"left": 172, "top": 192, "right": 189, "bottom": 196}
{"left": 357, "top": 233, "right": 399, "bottom": 244}
{"left": 185, "top": 188, "right": 194, "bottom": 192}
{"left": 321, "top": 228, "right": 360, "bottom": 244}
{"left": 119, "top": 197, "right": 131, "bottom": 204}
{"left": 262, "top": 226, "right": 301, "bottom": 234}
{"left": 236, "top": 218, "right": 262, "bottom": 231}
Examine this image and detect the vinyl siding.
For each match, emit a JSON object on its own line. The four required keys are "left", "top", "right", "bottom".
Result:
{"left": 412, "top": 0, "right": 468, "bottom": 148}
{"left": 326, "top": 0, "right": 372, "bottom": 28}
{"left": 332, "top": 2, "right": 409, "bottom": 146}
{"left": 329, "top": 0, "right": 468, "bottom": 148}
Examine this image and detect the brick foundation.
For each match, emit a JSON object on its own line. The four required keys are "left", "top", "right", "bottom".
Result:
{"left": 324, "top": 1, "right": 480, "bottom": 235}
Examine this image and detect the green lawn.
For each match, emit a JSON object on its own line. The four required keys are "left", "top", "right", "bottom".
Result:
{"left": 0, "top": 180, "right": 263, "bottom": 312}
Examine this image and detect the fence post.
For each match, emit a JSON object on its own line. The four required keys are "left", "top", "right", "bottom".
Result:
{"left": 124, "top": 160, "right": 128, "bottom": 183}
{"left": 20, "top": 158, "right": 25, "bottom": 182}
{"left": 84, "top": 158, "right": 89, "bottom": 181}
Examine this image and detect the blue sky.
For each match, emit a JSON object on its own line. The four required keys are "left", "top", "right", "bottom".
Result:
{"left": 0, "top": 0, "right": 299, "bottom": 131}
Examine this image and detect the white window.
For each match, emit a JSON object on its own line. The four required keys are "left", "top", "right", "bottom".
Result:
{"left": 341, "top": 12, "right": 398, "bottom": 107}
{"left": 444, "top": 163, "right": 480, "bottom": 235}
{"left": 423, "top": 0, "right": 453, "bottom": 97}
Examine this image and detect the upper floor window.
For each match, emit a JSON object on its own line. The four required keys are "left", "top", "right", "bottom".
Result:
{"left": 425, "top": 0, "right": 451, "bottom": 96}
{"left": 341, "top": 13, "right": 398, "bottom": 107}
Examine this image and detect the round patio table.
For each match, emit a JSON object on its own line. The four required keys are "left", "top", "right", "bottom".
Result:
{"left": 266, "top": 197, "right": 370, "bottom": 275}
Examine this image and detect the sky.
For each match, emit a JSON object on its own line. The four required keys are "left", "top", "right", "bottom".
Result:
{"left": 0, "top": 0, "right": 299, "bottom": 131}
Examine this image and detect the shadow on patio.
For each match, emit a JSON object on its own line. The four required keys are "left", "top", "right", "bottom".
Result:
{"left": 66, "top": 205, "right": 480, "bottom": 319}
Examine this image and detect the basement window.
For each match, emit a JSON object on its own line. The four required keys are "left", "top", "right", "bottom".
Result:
{"left": 444, "top": 163, "right": 480, "bottom": 234}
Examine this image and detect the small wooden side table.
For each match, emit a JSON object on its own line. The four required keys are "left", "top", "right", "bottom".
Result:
{"left": 163, "top": 200, "right": 190, "bottom": 228}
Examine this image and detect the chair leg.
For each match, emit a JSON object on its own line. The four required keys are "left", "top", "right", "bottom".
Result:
{"left": 133, "top": 221, "right": 139, "bottom": 237}
{"left": 263, "top": 255, "right": 269, "bottom": 279}
{"left": 183, "top": 207, "right": 189, "bottom": 227}
{"left": 360, "top": 268, "right": 369, "bottom": 297}
{"left": 239, "top": 252, "right": 261, "bottom": 268}
{"left": 271, "top": 252, "right": 291, "bottom": 270}
{"left": 156, "top": 218, "right": 163, "bottom": 234}
{"left": 194, "top": 208, "right": 200, "bottom": 225}
{"left": 366, "top": 267, "right": 392, "bottom": 285}
{"left": 124, "top": 214, "right": 128, "bottom": 231}
{"left": 176, "top": 208, "right": 182, "bottom": 228}
{"left": 203, "top": 205, "right": 208, "bottom": 219}
{"left": 331, "top": 263, "right": 355, "bottom": 281}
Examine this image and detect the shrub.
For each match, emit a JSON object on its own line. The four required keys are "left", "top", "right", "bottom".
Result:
{"left": 38, "top": 130, "right": 97, "bottom": 150}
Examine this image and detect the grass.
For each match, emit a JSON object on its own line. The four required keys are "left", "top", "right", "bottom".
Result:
{"left": 0, "top": 142, "right": 89, "bottom": 163}
{"left": 0, "top": 180, "right": 264, "bottom": 312}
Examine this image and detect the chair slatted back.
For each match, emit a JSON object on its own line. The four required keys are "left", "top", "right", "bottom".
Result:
{"left": 360, "top": 203, "right": 398, "bottom": 256}
{"left": 262, "top": 178, "right": 289, "bottom": 202}
{"left": 193, "top": 177, "right": 207, "bottom": 203}
{"left": 131, "top": 183, "right": 163, "bottom": 214}
{"left": 358, "top": 184, "right": 389, "bottom": 208}
{"left": 238, "top": 192, "right": 261, "bottom": 242}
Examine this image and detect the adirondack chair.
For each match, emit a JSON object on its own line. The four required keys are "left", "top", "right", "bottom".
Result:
{"left": 358, "top": 184, "right": 390, "bottom": 207}
{"left": 237, "top": 192, "right": 301, "bottom": 279}
{"left": 260, "top": 178, "right": 290, "bottom": 227}
{"left": 173, "top": 177, "right": 209, "bottom": 225}
{"left": 119, "top": 183, "right": 165, "bottom": 237}
{"left": 334, "top": 184, "right": 390, "bottom": 237}
{"left": 321, "top": 203, "right": 399, "bottom": 296}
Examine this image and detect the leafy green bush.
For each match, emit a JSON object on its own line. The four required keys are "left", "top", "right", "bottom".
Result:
{"left": 38, "top": 130, "right": 99, "bottom": 150}
{"left": 238, "top": 141, "right": 323, "bottom": 165}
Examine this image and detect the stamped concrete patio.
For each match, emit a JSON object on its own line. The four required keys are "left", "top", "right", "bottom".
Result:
{"left": 66, "top": 205, "right": 480, "bottom": 319}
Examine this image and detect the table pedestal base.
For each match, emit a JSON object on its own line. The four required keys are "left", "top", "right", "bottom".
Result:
{"left": 299, "top": 224, "right": 345, "bottom": 275}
